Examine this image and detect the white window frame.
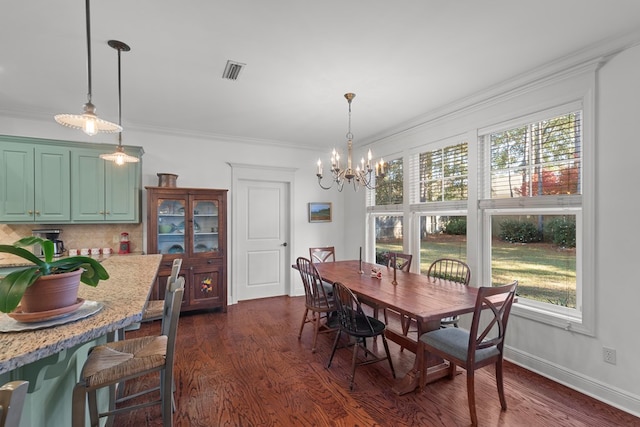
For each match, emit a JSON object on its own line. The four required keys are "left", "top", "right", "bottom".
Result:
{"left": 478, "top": 99, "right": 595, "bottom": 336}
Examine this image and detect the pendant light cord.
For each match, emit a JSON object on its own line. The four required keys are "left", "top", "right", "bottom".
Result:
{"left": 85, "top": 0, "right": 93, "bottom": 104}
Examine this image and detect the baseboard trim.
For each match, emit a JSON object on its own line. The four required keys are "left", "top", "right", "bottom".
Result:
{"left": 505, "top": 346, "right": 640, "bottom": 418}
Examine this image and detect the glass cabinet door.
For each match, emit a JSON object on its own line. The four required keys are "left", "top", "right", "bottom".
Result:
{"left": 192, "top": 198, "right": 220, "bottom": 255}
{"left": 156, "top": 197, "right": 187, "bottom": 255}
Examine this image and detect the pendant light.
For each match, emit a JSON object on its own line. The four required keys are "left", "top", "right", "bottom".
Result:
{"left": 99, "top": 40, "right": 139, "bottom": 165}
{"left": 54, "top": 0, "right": 121, "bottom": 135}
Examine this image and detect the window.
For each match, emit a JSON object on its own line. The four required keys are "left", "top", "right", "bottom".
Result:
{"left": 480, "top": 109, "right": 583, "bottom": 321}
{"left": 367, "top": 157, "right": 404, "bottom": 262}
{"left": 418, "top": 214, "right": 467, "bottom": 274}
{"left": 374, "top": 215, "right": 404, "bottom": 265}
{"left": 373, "top": 157, "right": 403, "bottom": 206}
{"left": 418, "top": 143, "right": 468, "bottom": 202}
{"left": 410, "top": 142, "right": 468, "bottom": 273}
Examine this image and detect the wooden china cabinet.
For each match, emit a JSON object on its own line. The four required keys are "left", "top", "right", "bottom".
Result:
{"left": 146, "top": 187, "right": 227, "bottom": 313}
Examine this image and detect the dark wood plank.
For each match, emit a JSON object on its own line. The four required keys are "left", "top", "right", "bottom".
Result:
{"left": 115, "top": 295, "right": 640, "bottom": 426}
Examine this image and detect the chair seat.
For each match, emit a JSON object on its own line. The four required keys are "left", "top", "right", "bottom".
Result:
{"left": 351, "top": 314, "right": 386, "bottom": 337}
{"left": 420, "top": 322, "right": 500, "bottom": 364}
{"left": 82, "top": 335, "right": 168, "bottom": 388}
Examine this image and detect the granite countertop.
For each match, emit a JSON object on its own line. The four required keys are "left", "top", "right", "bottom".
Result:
{"left": 0, "top": 251, "right": 146, "bottom": 269}
{"left": 0, "top": 254, "right": 162, "bottom": 375}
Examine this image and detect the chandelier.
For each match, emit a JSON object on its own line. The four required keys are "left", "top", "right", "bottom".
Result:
{"left": 316, "top": 93, "right": 385, "bottom": 191}
{"left": 99, "top": 40, "right": 139, "bottom": 165}
{"left": 54, "top": 0, "right": 121, "bottom": 136}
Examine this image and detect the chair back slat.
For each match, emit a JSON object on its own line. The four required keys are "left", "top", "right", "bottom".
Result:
{"left": 332, "top": 282, "right": 375, "bottom": 335}
{"left": 427, "top": 258, "right": 471, "bottom": 285}
{"left": 296, "top": 257, "right": 334, "bottom": 310}
{"left": 468, "top": 281, "right": 518, "bottom": 362}
{"left": 167, "top": 258, "right": 183, "bottom": 292}
{"left": 388, "top": 253, "right": 412, "bottom": 272}
{"left": 309, "top": 246, "right": 336, "bottom": 264}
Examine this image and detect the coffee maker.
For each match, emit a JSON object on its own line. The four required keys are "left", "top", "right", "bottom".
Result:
{"left": 32, "top": 229, "right": 65, "bottom": 257}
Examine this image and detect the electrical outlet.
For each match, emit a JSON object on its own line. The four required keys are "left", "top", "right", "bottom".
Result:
{"left": 603, "top": 347, "right": 617, "bottom": 365}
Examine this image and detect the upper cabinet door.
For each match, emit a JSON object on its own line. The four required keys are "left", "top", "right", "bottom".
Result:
{"left": 35, "top": 146, "right": 71, "bottom": 222}
{"left": 71, "top": 149, "right": 140, "bottom": 222}
{"left": 0, "top": 143, "right": 70, "bottom": 222}
{"left": 0, "top": 142, "right": 35, "bottom": 221}
{"left": 71, "top": 149, "right": 106, "bottom": 221}
{"left": 105, "top": 160, "right": 138, "bottom": 222}
{"left": 191, "top": 195, "right": 222, "bottom": 258}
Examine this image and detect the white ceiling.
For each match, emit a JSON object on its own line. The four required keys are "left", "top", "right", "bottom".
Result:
{"left": 2, "top": 1, "right": 640, "bottom": 150}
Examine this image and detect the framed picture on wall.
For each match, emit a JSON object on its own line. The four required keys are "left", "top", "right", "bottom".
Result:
{"left": 308, "top": 202, "right": 332, "bottom": 223}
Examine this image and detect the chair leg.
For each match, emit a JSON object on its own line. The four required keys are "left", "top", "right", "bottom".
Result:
{"left": 311, "top": 312, "right": 321, "bottom": 353}
{"left": 349, "top": 338, "right": 360, "bottom": 390}
{"left": 298, "top": 308, "right": 309, "bottom": 339}
{"left": 327, "top": 330, "right": 342, "bottom": 368}
{"left": 467, "top": 370, "right": 478, "bottom": 426}
{"left": 161, "top": 369, "right": 173, "bottom": 427}
{"left": 496, "top": 358, "right": 507, "bottom": 410}
{"left": 72, "top": 382, "right": 87, "bottom": 427}
{"left": 88, "top": 388, "right": 100, "bottom": 427}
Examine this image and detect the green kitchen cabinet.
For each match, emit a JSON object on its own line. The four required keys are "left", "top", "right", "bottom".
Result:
{"left": 71, "top": 148, "right": 141, "bottom": 222}
{"left": 0, "top": 141, "right": 71, "bottom": 222}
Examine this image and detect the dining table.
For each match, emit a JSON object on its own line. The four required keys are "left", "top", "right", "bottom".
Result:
{"left": 311, "top": 259, "right": 481, "bottom": 395}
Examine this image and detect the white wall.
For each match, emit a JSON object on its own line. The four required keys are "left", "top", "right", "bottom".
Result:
{"left": 342, "top": 44, "right": 640, "bottom": 415}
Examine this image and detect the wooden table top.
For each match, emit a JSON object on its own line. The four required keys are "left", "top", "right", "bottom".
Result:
{"left": 313, "top": 260, "right": 479, "bottom": 323}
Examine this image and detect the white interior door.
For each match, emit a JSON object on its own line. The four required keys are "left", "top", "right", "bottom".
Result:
{"left": 236, "top": 179, "right": 289, "bottom": 300}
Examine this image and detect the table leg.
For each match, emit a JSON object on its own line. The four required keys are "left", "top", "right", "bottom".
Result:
{"left": 392, "top": 318, "right": 445, "bottom": 395}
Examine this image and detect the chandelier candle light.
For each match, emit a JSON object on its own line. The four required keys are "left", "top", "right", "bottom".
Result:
{"left": 316, "top": 93, "right": 386, "bottom": 191}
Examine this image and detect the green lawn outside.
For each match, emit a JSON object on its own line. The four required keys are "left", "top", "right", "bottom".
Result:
{"left": 376, "top": 236, "right": 576, "bottom": 308}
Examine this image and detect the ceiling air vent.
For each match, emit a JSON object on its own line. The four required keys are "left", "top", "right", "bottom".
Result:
{"left": 222, "top": 60, "right": 245, "bottom": 81}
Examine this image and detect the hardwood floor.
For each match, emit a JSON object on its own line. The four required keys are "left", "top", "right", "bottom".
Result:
{"left": 115, "top": 295, "right": 640, "bottom": 426}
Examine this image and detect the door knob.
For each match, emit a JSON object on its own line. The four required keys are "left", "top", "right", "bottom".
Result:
{"left": 281, "top": 242, "right": 288, "bottom": 247}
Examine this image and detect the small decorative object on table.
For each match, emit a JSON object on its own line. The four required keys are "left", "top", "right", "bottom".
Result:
{"left": 370, "top": 267, "right": 382, "bottom": 279}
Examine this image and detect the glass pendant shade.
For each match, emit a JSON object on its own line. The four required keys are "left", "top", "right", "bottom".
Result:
{"left": 55, "top": 102, "right": 121, "bottom": 136}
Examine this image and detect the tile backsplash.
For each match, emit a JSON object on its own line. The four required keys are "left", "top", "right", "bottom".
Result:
{"left": 0, "top": 223, "right": 143, "bottom": 263}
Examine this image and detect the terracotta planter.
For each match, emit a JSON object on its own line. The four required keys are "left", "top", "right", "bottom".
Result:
{"left": 20, "top": 269, "right": 82, "bottom": 313}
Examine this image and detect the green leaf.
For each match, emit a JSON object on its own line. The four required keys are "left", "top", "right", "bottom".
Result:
{"left": 0, "top": 268, "right": 41, "bottom": 313}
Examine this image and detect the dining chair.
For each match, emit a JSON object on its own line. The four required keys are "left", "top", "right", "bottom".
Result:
{"left": 309, "top": 246, "right": 336, "bottom": 264}
{"left": 361, "top": 252, "right": 413, "bottom": 325}
{"left": 72, "top": 276, "right": 185, "bottom": 427}
{"left": 418, "top": 281, "right": 518, "bottom": 426}
{"left": 143, "top": 258, "right": 183, "bottom": 322}
{"left": 296, "top": 257, "right": 338, "bottom": 353}
{"left": 327, "top": 282, "right": 396, "bottom": 390}
{"left": 428, "top": 258, "right": 471, "bottom": 328}
{"left": 0, "top": 380, "right": 28, "bottom": 427}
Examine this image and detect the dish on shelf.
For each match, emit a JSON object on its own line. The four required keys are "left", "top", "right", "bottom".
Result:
{"left": 168, "top": 244, "right": 184, "bottom": 254}
{"left": 159, "top": 224, "right": 174, "bottom": 234}
{"left": 194, "top": 244, "right": 209, "bottom": 252}
{"left": 7, "top": 298, "right": 85, "bottom": 323}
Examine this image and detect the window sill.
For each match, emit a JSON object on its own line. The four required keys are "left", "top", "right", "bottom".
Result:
{"left": 512, "top": 300, "right": 594, "bottom": 336}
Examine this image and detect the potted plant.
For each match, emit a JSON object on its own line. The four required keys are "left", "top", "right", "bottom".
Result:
{"left": 0, "top": 236, "right": 109, "bottom": 314}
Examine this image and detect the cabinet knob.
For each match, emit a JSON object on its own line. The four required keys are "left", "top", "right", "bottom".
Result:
{"left": 27, "top": 210, "right": 33, "bottom": 215}
{"left": 105, "top": 211, "right": 110, "bottom": 215}
{"left": 35, "top": 211, "right": 40, "bottom": 215}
